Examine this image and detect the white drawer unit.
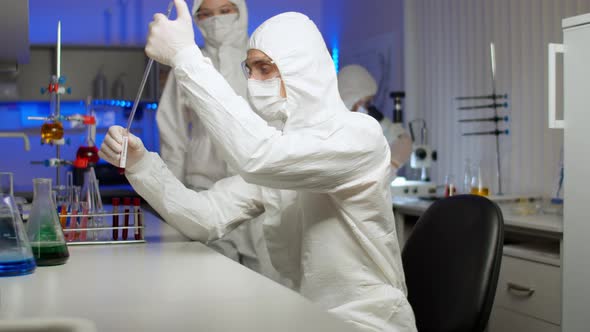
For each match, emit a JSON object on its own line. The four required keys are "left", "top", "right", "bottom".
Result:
{"left": 491, "top": 254, "right": 561, "bottom": 330}
{"left": 489, "top": 307, "right": 560, "bottom": 332}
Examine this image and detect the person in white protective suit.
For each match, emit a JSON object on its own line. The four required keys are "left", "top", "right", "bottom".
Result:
{"left": 157, "top": 0, "right": 263, "bottom": 268}
{"left": 338, "top": 65, "right": 413, "bottom": 173}
{"left": 99, "top": 1, "right": 417, "bottom": 330}
{"left": 158, "top": 0, "right": 247, "bottom": 190}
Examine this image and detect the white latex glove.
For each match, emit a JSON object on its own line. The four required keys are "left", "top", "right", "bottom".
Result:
{"left": 145, "top": 0, "right": 196, "bottom": 66}
{"left": 390, "top": 133, "right": 413, "bottom": 170}
{"left": 98, "top": 126, "right": 146, "bottom": 171}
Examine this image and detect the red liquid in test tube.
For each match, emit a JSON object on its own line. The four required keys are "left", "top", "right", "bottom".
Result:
{"left": 123, "top": 197, "right": 131, "bottom": 240}
{"left": 112, "top": 198, "right": 120, "bottom": 241}
{"left": 133, "top": 198, "right": 142, "bottom": 240}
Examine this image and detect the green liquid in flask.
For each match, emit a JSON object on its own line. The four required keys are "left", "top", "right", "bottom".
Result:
{"left": 30, "top": 242, "right": 69, "bottom": 266}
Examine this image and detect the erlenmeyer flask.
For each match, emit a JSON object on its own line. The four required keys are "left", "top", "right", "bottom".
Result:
{"left": 26, "top": 178, "right": 69, "bottom": 266}
{"left": 0, "top": 172, "right": 36, "bottom": 277}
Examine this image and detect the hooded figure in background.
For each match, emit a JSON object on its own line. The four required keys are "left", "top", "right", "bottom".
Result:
{"left": 157, "top": 0, "right": 248, "bottom": 191}
{"left": 101, "top": 2, "right": 417, "bottom": 330}
{"left": 156, "top": 0, "right": 262, "bottom": 269}
{"left": 338, "top": 65, "right": 413, "bottom": 174}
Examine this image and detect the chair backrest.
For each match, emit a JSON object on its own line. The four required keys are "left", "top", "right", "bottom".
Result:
{"left": 401, "top": 195, "right": 504, "bottom": 332}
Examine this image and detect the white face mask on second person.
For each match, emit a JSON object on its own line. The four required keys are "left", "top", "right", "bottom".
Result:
{"left": 199, "top": 13, "right": 239, "bottom": 45}
{"left": 247, "top": 77, "right": 288, "bottom": 122}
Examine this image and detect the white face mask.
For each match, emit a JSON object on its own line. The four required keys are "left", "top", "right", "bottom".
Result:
{"left": 357, "top": 105, "right": 369, "bottom": 114}
{"left": 247, "top": 77, "right": 288, "bottom": 122}
{"left": 198, "top": 13, "right": 239, "bottom": 45}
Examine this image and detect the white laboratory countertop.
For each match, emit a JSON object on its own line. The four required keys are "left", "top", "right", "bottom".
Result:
{"left": 0, "top": 208, "right": 358, "bottom": 332}
{"left": 392, "top": 197, "right": 563, "bottom": 235}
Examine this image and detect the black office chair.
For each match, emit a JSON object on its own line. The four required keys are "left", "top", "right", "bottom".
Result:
{"left": 401, "top": 195, "right": 504, "bottom": 332}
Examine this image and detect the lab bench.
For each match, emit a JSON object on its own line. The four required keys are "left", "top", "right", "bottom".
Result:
{"left": 0, "top": 207, "right": 357, "bottom": 332}
{"left": 393, "top": 197, "right": 563, "bottom": 332}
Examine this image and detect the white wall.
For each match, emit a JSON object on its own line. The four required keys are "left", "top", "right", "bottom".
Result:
{"left": 405, "top": 0, "right": 590, "bottom": 196}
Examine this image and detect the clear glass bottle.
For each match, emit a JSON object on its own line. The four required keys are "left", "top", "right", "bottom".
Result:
{"left": 0, "top": 172, "right": 36, "bottom": 277}
{"left": 463, "top": 158, "right": 472, "bottom": 194}
{"left": 470, "top": 162, "right": 490, "bottom": 197}
{"left": 26, "top": 178, "right": 69, "bottom": 266}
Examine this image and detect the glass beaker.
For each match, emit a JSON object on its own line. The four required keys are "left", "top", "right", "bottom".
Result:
{"left": 470, "top": 162, "right": 490, "bottom": 196}
{"left": 0, "top": 172, "right": 36, "bottom": 277}
{"left": 463, "top": 158, "right": 472, "bottom": 194}
{"left": 26, "top": 178, "right": 69, "bottom": 266}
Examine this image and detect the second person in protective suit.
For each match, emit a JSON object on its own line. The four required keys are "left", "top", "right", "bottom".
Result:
{"left": 100, "top": 1, "right": 417, "bottom": 331}
{"left": 157, "top": 0, "right": 266, "bottom": 273}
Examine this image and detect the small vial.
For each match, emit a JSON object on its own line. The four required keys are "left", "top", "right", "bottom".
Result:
{"left": 112, "top": 198, "right": 120, "bottom": 241}
{"left": 133, "top": 198, "right": 142, "bottom": 240}
{"left": 122, "top": 197, "right": 131, "bottom": 240}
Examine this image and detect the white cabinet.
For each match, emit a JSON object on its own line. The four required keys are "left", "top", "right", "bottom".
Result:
{"left": 548, "top": 12, "right": 590, "bottom": 330}
{"left": 489, "top": 307, "right": 560, "bottom": 332}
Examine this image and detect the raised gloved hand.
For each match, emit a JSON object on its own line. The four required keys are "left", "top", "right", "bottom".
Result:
{"left": 98, "top": 126, "right": 146, "bottom": 171}
{"left": 145, "top": 0, "right": 196, "bottom": 66}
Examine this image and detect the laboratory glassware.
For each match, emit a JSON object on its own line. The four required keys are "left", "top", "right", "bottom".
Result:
{"left": 26, "top": 178, "right": 69, "bottom": 266}
{"left": 40, "top": 120, "right": 64, "bottom": 144}
{"left": 0, "top": 172, "right": 36, "bottom": 277}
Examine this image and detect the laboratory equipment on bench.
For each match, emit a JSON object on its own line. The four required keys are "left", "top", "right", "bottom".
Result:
{"left": 470, "top": 162, "right": 490, "bottom": 196}
{"left": 390, "top": 177, "right": 437, "bottom": 198}
{"left": 444, "top": 174, "right": 456, "bottom": 197}
{"left": 27, "top": 21, "right": 99, "bottom": 186}
{"left": 408, "top": 119, "right": 437, "bottom": 182}
{"left": 75, "top": 98, "right": 99, "bottom": 166}
{"left": 120, "top": 1, "right": 174, "bottom": 170}
{"left": 0, "top": 172, "right": 36, "bottom": 277}
{"left": 456, "top": 42, "right": 510, "bottom": 195}
{"left": 26, "top": 178, "right": 70, "bottom": 266}
{"left": 58, "top": 171, "right": 144, "bottom": 245}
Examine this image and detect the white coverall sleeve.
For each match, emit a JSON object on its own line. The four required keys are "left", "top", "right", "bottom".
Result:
{"left": 171, "top": 46, "right": 386, "bottom": 193}
{"left": 125, "top": 152, "right": 265, "bottom": 242}
{"left": 156, "top": 71, "right": 190, "bottom": 182}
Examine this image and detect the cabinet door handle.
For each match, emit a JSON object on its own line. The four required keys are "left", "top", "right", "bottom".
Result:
{"left": 507, "top": 282, "right": 535, "bottom": 297}
{"left": 548, "top": 43, "right": 565, "bottom": 129}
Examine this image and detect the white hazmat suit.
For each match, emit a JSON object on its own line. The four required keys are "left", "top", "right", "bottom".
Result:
{"left": 338, "top": 65, "right": 412, "bottom": 172}
{"left": 157, "top": 0, "right": 248, "bottom": 190}
{"left": 156, "top": 0, "right": 263, "bottom": 269}
{"left": 131, "top": 7, "right": 417, "bottom": 332}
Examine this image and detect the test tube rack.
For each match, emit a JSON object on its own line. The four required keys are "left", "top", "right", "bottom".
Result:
{"left": 456, "top": 42, "right": 509, "bottom": 196}
{"left": 60, "top": 210, "right": 146, "bottom": 246}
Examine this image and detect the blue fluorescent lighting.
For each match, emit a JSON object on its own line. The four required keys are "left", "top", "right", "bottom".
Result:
{"left": 331, "top": 47, "right": 340, "bottom": 73}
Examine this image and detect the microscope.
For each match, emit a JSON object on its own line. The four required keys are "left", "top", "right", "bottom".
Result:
{"left": 409, "top": 119, "right": 437, "bottom": 182}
